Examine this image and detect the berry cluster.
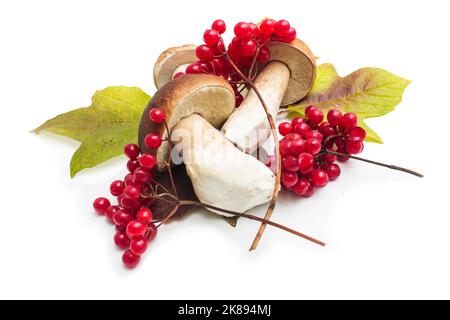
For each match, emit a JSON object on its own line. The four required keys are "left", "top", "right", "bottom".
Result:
{"left": 278, "top": 107, "right": 366, "bottom": 197}
{"left": 174, "top": 19, "right": 297, "bottom": 107}
{"left": 93, "top": 108, "right": 168, "bottom": 268}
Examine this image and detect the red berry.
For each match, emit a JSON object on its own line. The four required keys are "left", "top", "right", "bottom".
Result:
{"left": 285, "top": 133, "right": 302, "bottom": 141}
{"left": 147, "top": 223, "right": 158, "bottom": 241}
{"left": 93, "top": 197, "right": 110, "bottom": 215}
{"left": 289, "top": 139, "right": 306, "bottom": 156}
{"left": 122, "top": 250, "right": 140, "bottom": 269}
{"left": 149, "top": 108, "right": 166, "bottom": 123}
{"left": 278, "top": 122, "right": 293, "bottom": 136}
{"left": 105, "top": 205, "right": 120, "bottom": 223}
{"left": 126, "top": 159, "right": 140, "bottom": 173}
{"left": 126, "top": 220, "right": 147, "bottom": 239}
{"left": 291, "top": 117, "right": 305, "bottom": 127}
{"left": 281, "top": 172, "right": 298, "bottom": 189}
{"left": 337, "top": 147, "right": 350, "bottom": 162}
{"left": 346, "top": 141, "right": 364, "bottom": 154}
{"left": 124, "top": 173, "right": 138, "bottom": 188}
{"left": 113, "top": 210, "right": 133, "bottom": 227}
{"left": 305, "top": 130, "right": 323, "bottom": 142}
{"left": 195, "top": 45, "right": 214, "bottom": 62}
{"left": 303, "top": 184, "right": 316, "bottom": 197}
{"left": 305, "top": 138, "right": 322, "bottom": 155}
{"left": 280, "top": 139, "right": 292, "bottom": 156}
{"left": 348, "top": 127, "right": 366, "bottom": 142}
{"left": 173, "top": 72, "right": 184, "bottom": 79}
{"left": 144, "top": 133, "right": 162, "bottom": 149}
{"left": 327, "top": 109, "right": 343, "bottom": 126}
{"left": 293, "top": 179, "right": 310, "bottom": 196}
{"left": 136, "top": 208, "right": 153, "bottom": 224}
{"left": 260, "top": 19, "right": 276, "bottom": 36}
{"left": 203, "top": 29, "right": 220, "bottom": 47}
{"left": 248, "top": 23, "right": 261, "bottom": 39}
{"left": 212, "top": 19, "right": 226, "bottom": 34}
{"left": 257, "top": 47, "right": 270, "bottom": 63}
{"left": 114, "top": 230, "right": 131, "bottom": 250}
{"left": 124, "top": 144, "right": 140, "bottom": 160}
{"left": 234, "top": 22, "right": 252, "bottom": 40}
{"left": 307, "top": 108, "right": 324, "bottom": 125}
{"left": 185, "top": 63, "right": 202, "bottom": 74}
{"left": 124, "top": 185, "right": 141, "bottom": 200}
{"left": 284, "top": 156, "right": 299, "bottom": 172}
{"left": 130, "top": 236, "right": 148, "bottom": 256}
{"left": 320, "top": 124, "right": 338, "bottom": 137}
{"left": 297, "top": 153, "right": 314, "bottom": 174}
{"left": 281, "top": 27, "right": 296, "bottom": 42}
{"left": 326, "top": 163, "right": 341, "bottom": 181}
{"left": 294, "top": 122, "right": 310, "bottom": 137}
{"left": 311, "top": 169, "right": 329, "bottom": 188}
{"left": 134, "top": 168, "right": 151, "bottom": 184}
{"left": 274, "top": 20, "right": 291, "bottom": 37}
{"left": 139, "top": 154, "right": 156, "bottom": 170}
{"left": 241, "top": 40, "right": 257, "bottom": 57}
{"left": 210, "top": 58, "right": 225, "bottom": 73}
{"left": 110, "top": 180, "right": 125, "bottom": 197}
{"left": 341, "top": 113, "right": 358, "bottom": 129}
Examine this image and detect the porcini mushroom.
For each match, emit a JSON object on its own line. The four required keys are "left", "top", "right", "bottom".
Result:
{"left": 153, "top": 45, "right": 196, "bottom": 89}
{"left": 222, "top": 39, "right": 316, "bottom": 153}
{"left": 138, "top": 74, "right": 275, "bottom": 216}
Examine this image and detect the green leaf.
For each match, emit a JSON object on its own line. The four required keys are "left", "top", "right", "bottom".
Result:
{"left": 33, "top": 86, "right": 150, "bottom": 177}
{"left": 288, "top": 64, "right": 411, "bottom": 143}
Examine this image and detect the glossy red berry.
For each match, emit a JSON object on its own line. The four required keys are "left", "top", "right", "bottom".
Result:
{"left": 281, "top": 27, "right": 296, "bottom": 42}
{"left": 114, "top": 230, "right": 131, "bottom": 250}
{"left": 212, "top": 19, "right": 226, "bottom": 34}
{"left": 293, "top": 179, "right": 310, "bottom": 196}
{"left": 341, "top": 112, "right": 358, "bottom": 129}
{"left": 134, "top": 168, "right": 151, "bottom": 184}
{"left": 144, "top": 133, "right": 162, "bottom": 149}
{"left": 279, "top": 139, "right": 292, "bottom": 156}
{"left": 113, "top": 210, "right": 133, "bottom": 227}
{"left": 147, "top": 223, "right": 158, "bottom": 241}
{"left": 291, "top": 117, "right": 305, "bottom": 127}
{"left": 327, "top": 109, "right": 343, "bottom": 126}
{"left": 348, "top": 127, "right": 366, "bottom": 142}
{"left": 303, "top": 184, "right": 316, "bottom": 197}
{"left": 285, "top": 133, "right": 302, "bottom": 141}
{"left": 149, "top": 108, "right": 166, "bottom": 123}
{"left": 105, "top": 205, "right": 120, "bottom": 223}
{"left": 136, "top": 208, "right": 153, "bottom": 224}
{"left": 126, "top": 220, "right": 147, "bottom": 239}
{"left": 307, "top": 108, "right": 324, "bottom": 125}
{"left": 241, "top": 40, "right": 257, "bottom": 57}
{"left": 139, "top": 154, "right": 157, "bottom": 170}
{"left": 124, "top": 144, "right": 140, "bottom": 160}
{"left": 297, "top": 153, "right": 314, "bottom": 174}
{"left": 110, "top": 180, "right": 125, "bottom": 197}
{"left": 294, "top": 122, "right": 310, "bottom": 137}
{"left": 305, "top": 138, "right": 322, "bottom": 155}
{"left": 257, "top": 47, "right": 271, "bottom": 63}
{"left": 311, "top": 169, "right": 329, "bottom": 188}
{"left": 124, "top": 185, "right": 141, "bottom": 200}
{"left": 346, "top": 141, "right": 364, "bottom": 154}
{"left": 203, "top": 29, "right": 220, "bottom": 47}
{"left": 126, "top": 159, "right": 140, "bottom": 173}
{"left": 234, "top": 22, "right": 252, "bottom": 40}
{"left": 274, "top": 20, "right": 291, "bottom": 37}
{"left": 281, "top": 172, "right": 298, "bottom": 189}
{"left": 93, "top": 197, "right": 110, "bottom": 215}
{"left": 278, "top": 122, "right": 293, "bottom": 136}
{"left": 130, "top": 236, "right": 148, "bottom": 256}
{"left": 122, "top": 250, "right": 140, "bottom": 269}
{"left": 326, "top": 163, "right": 341, "bottom": 180}
{"left": 173, "top": 72, "right": 184, "bottom": 79}
{"left": 185, "top": 63, "right": 202, "bottom": 74}
{"left": 284, "top": 156, "right": 299, "bottom": 172}
{"left": 305, "top": 130, "right": 323, "bottom": 142}
{"left": 260, "top": 19, "right": 276, "bottom": 36}
{"left": 289, "top": 139, "right": 306, "bottom": 156}
{"left": 195, "top": 45, "right": 214, "bottom": 62}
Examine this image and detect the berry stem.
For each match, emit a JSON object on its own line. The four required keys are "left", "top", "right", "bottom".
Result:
{"left": 179, "top": 200, "right": 325, "bottom": 247}
{"left": 224, "top": 54, "right": 282, "bottom": 251}
{"left": 325, "top": 150, "right": 424, "bottom": 178}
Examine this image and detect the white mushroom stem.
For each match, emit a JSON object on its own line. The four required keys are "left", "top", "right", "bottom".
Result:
{"left": 222, "top": 61, "right": 290, "bottom": 154}
{"left": 172, "top": 114, "right": 275, "bottom": 216}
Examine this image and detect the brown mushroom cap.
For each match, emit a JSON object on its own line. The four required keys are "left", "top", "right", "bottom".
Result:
{"left": 139, "top": 74, "right": 235, "bottom": 170}
{"left": 153, "top": 45, "right": 197, "bottom": 89}
{"left": 265, "top": 38, "right": 316, "bottom": 106}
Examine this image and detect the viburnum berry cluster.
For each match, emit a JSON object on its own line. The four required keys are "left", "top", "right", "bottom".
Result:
{"left": 93, "top": 108, "right": 167, "bottom": 268}
{"left": 173, "top": 19, "right": 296, "bottom": 107}
{"left": 278, "top": 106, "right": 367, "bottom": 197}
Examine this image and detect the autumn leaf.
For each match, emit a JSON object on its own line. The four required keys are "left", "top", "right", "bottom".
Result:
{"left": 288, "top": 64, "right": 411, "bottom": 143}
{"left": 33, "top": 86, "right": 150, "bottom": 177}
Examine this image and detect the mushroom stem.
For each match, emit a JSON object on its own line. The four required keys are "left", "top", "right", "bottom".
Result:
{"left": 171, "top": 114, "right": 276, "bottom": 216}
{"left": 222, "top": 61, "right": 290, "bottom": 154}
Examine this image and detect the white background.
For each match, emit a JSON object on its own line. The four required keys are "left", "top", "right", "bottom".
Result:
{"left": 0, "top": 0, "right": 449, "bottom": 300}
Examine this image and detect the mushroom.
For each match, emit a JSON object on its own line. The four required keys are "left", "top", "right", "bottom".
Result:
{"left": 138, "top": 74, "right": 275, "bottom": 216}
{"left": 221, "top": 39, "right": 316, "bottom": 153}
{"left": 153, "top": 45, "right": 196, "bottom": 89}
